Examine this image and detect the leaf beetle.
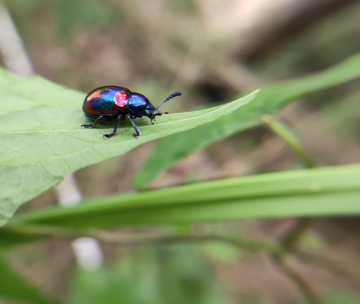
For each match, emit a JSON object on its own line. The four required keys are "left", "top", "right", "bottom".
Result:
{"left": 81, "top": 85, "right": 181, "bottom": 139}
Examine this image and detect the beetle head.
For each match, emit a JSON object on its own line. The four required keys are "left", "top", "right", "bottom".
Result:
{"left": 144, "top": 103, "right": 163, "bottom": 122}
{"left": 146, "top": 91, "right": 182, "bottom": 122}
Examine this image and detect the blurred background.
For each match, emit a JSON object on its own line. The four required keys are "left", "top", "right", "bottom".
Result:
{"left": 1, "top": 0, "right": 360, "bottom": 303}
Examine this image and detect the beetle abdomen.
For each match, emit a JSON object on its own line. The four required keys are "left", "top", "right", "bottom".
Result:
{"left": 83, "top": 86, "right": 130, "bottom": 116}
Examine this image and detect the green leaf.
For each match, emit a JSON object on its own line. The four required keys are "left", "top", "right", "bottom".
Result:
{"left": 0, "top": 68, "right": 258, "bottom": 227}
{"left": 0, "top": 255, "right": 50, "bottom": 303}
{"left": 133, "top": 53, "right": 360, "bottom": 188}
{"left": 10, "top": 164, "right": 360, "bottom": 229}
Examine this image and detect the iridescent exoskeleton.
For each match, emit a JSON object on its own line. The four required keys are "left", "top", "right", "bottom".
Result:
{"left": 81, "top": 86, "right": 181, "bottom": 139}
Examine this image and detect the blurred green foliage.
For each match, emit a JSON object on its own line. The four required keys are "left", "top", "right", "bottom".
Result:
{"left": 1, "top": 1, "right": 360, "bottom": 303}
{"left": 68, "top": 246, "right": 226, "bottom": 304}
{"left": 0, "top": 255, "right": 50, "bottom": 303}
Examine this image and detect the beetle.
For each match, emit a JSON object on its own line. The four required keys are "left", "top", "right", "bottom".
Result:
{"left": 81, "top": 85, "right": 181, "bottom": 139}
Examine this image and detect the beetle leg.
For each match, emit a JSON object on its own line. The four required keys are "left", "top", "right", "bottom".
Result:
{"left": 126, "top": 115, "right": 140, "bottom": 138}
{"left": 81, "top": 114, "right": 105, "bottom": 129}
{"left": 103, "top": 115, "right": 123, "bottom": 140}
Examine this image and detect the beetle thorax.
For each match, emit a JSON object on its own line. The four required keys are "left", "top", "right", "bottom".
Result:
{"left": 127, "top": 93, "right": 161, "bottom": 118}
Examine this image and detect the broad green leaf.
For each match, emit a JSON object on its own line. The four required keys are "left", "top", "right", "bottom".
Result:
{"left": 133, "top": 53, "right": 360, "bottom": 188}
{"left": 10, "top": 164, "right": 360, "bottom": 229}
{"left": 0, "top": 68, "right": 258, "bottom": 227}
{"left": 0, "top": 255, "right": 50, "bottom": 303}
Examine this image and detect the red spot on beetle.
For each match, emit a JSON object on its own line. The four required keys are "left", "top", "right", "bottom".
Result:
{"left": 114, "top": 90, "right": 128, "bottom": 107}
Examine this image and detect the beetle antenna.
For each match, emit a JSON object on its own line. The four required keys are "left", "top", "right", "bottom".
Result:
{"left": 158, "top": 92, "right": 181, "bottom": 109}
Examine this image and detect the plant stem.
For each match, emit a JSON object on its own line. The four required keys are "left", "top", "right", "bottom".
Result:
{"left": 294, "top": 250, "right": 360, "bottom": 281}
{"left": 272, "top": 253, "right": 322, "bottom": 304}
{"left": 262, "top": 115, "right": 316, "bottom": 249}
{"left": 281, "top": 218, "right": 315, "bottom": 251}
{"left": 1, "top": 224, "right": 280, "bottom": 253}
{"left": 261, "top": 115, "right": 315, "bottom": 169}
{"left": 261, "top": 115, "right": 320, "bottom": 301}
{"left": 88, "top": 231, "right": 281, "bottom": 253}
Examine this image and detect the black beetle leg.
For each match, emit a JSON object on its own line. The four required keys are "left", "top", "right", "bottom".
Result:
{"left": 126, "top": 115, "right": 140, "bottom": 138}
{"left": 81, "top": 114, "right": 105, "bottom": 129}
{"left": 103, "top": 115, "right": 123, "bottom": 140}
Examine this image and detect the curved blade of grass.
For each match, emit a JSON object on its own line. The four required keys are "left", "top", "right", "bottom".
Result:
{"left": 0, "top": 68, "right": 258, "bottom": 227}
{"left": 10, "top": 165, "right": 360, "bottom": 229}
{"left": 133, "top": 53, "right": 360, "bottom": 188}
